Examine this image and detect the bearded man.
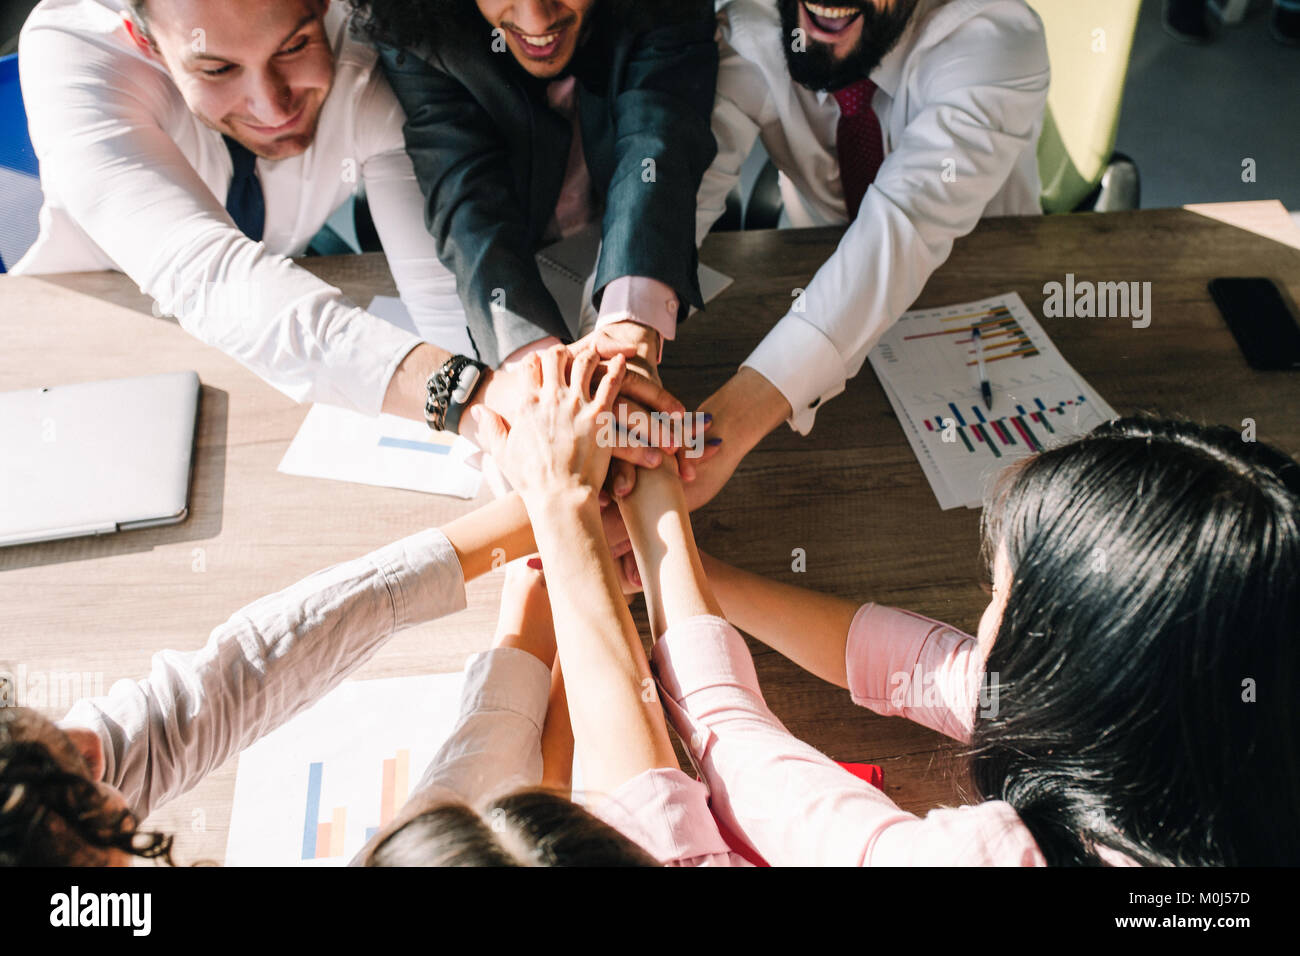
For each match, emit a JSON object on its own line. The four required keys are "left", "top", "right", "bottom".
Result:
{"left": 682, "top": 0, "right": 1050, "bottom": 506}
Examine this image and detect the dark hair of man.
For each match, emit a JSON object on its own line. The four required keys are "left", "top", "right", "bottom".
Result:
{"left": 348, "top": 0, "right": 712, "bottom": 49}
{"left": 363, "top": 789, "right": 659, "bottom": 866}
{"left": 970, "top": 416, "right": 1300, "bottom": 866}
{"left": 0, "top": 708, "right": 175, "bottom": 866}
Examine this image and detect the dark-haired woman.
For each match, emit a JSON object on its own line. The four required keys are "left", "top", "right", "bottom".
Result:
{"left": 616, "top": 417, "right": 1300, "bottom": 866}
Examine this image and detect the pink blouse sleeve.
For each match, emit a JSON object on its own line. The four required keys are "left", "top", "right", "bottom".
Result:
{"left": 845, "top": 603, "right": 984, "bottom": 741}
{"left": 652, "top": 615, "right": 1044, "bottom": 866}
{"left": 589, "top": 768, "right": 749, "bottom": 867}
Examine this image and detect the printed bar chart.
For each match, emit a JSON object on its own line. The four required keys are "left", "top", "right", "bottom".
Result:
{"left": 899, "top": 304, "right": 1042, "bottom": 365}
{"left": 301, "top": 761, "right": 351, "bottom": 861}
{"left": 299, "top": 747, "right": 413, "bottom": 861}
{"left": 228, "top": 672, "right": 467, "bottom": 867}
{"left": 868, "top": 293, "right": 1118, "bottom": 509}
{"left": 923, "top": 395, "right": 1087, "bottom": 456}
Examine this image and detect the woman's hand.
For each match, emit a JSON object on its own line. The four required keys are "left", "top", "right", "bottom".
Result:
{"left": 470, "top": 344, "right": 626, "bottom": 509}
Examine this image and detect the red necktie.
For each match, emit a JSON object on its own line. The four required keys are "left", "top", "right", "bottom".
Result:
{"left": 833, "top": 78, "right": 884, "bottom": 220}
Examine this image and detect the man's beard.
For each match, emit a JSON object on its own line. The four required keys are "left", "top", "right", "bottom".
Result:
{"left": 778, "top": 0, "right": 920, "bottom": 93}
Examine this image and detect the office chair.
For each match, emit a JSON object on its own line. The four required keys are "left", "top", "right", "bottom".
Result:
{"left": 1027, "top": 0, "right": 1142, "bottom": 212}
{"left": 0, "top": 52, "right": 42, "bottom": 272}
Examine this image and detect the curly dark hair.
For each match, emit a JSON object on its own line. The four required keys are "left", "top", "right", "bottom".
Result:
{"left": 348, "top": 0, "right": 473, "bottom": 46}
{"left": 348, "top": 0, "right": 713, "bottom": 48}
{"left": 0, "top": 708, "right": 174, "bottom": 867}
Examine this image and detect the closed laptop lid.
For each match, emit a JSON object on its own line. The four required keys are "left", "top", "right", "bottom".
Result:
{"left": 0, "top": 371, "right": 200, "bottom": 547}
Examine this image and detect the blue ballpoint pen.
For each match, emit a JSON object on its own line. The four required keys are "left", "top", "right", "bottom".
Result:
{"left": 972, "top": 325, "right": 993, "bottom": 410}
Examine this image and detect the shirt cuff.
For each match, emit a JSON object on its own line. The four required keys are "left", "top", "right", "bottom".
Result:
{"left": 355, "top": 316, "right": 425, "bottom": 417}
{"left": 592, "top": 767, "right": 735, "bottom": 866}
{"left": 845, "top": 603, "right": 980, "bottom": 742}
{"left": 458, "top": 646, "right": 553, "bottom": 730}
{"left": 741, "top": 314, "right": 847, "bottom": 435}
{"left": 595, "top": 275, "right": 679, "bottom": 363}
{"left": 373, "top": 528, "right": 469, "bottom": 631}
{"left": 652, "top": 614, "right": 759, "bottom": 702}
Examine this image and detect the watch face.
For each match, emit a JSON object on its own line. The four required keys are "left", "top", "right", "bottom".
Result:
{"left": 451, "top": 365, "right": 481, "bottom": 404}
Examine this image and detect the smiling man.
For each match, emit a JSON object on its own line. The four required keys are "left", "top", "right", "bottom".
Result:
{"left": 352, "top": 0, "right": 718, "bottom": 385}
{"left": 683, "top": 0, "right": 1050, "bottom": 507}
{"left": 11, "top": 0, "right": 680, "bottom": 450}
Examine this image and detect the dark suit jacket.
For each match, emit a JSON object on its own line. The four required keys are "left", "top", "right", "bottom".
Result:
{"left": 377, "top": 0, "right": 718, "bottom": 366}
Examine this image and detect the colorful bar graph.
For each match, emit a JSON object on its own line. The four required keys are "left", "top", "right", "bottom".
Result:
{"left": 923, "top": 389, "right": 1093, "bottom": 460}
{"left": 299, "top": 748, "right": 416, "bottom": 861}
{"left": 900, "top": 305, "right": 1041, "bottom": 364}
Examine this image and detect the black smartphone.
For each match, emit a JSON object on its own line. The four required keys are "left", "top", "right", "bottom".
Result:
{"left": 1208, "top": 277, "right": 1300, "bottom": 371}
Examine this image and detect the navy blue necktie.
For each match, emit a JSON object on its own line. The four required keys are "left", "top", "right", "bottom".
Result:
{"left": 223, "top": 136, "right": 265, "bottom": 241}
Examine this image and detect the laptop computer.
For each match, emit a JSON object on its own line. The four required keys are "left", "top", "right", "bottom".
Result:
{"left": 0, "top": 371, "right": 200, "bottom": 548}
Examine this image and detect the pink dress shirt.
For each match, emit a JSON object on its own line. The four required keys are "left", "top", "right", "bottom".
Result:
{"left": 647, "top": 608, "right": 1050, "bottom": 866}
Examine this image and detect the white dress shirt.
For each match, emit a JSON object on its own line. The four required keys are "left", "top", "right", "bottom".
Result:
{"left": 60, "top": 528, "right": 468, "bottom": 820}
{"left": 697, "top": 0, "right": 1050, "bottom": 433}
{"left": 12, "top": 0, "right": 465, "bottom": 415}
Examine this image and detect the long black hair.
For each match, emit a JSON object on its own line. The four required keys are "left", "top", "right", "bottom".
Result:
{"left": 971, "top": 417, "right": 1300, "bottom": 865}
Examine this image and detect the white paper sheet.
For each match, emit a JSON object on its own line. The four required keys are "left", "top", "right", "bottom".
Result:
{"left": 225, "top": 672, "right": 467, "bottom": 867}
{"left": 868, "top": 293, "right": 1118, "bottom": 510}
{"left": 277, "top": 403, "right": 483, "bottom": 499}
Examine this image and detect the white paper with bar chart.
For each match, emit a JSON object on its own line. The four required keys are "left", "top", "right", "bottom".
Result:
{"left": 868, "top": 292, "right": 1118, "bottom": 510}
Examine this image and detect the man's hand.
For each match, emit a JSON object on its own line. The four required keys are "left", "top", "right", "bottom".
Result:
{"left": 470, "top": 346, "right": 625, "bottom": 507}
{"left": 584, "top": 320, "right": 680, "bottom": 496}
{"left": 460, "top": 334, "right": 685, "bottom": 469}
{"left": 577, "top": 320, "right": 660, "bottom": 373}
{"left": 678, "top": 367, "right": 793, "bottom": 511}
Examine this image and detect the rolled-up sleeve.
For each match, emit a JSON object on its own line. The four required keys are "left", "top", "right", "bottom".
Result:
{"left": 407, "top": 647, "right": 552, "bottom": 810}
{"left": 592, "top": 767, "right": 747, "bottom": 867}
{"left": 845, "top": 603, "right": 982, "bottom": 742}
{"left": 60, "top": 529, "right": 468, "bottom": 819}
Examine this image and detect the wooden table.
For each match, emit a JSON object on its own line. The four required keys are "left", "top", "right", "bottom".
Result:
{"left": 3, "top": 201, "right": 1299, "bottom": 865}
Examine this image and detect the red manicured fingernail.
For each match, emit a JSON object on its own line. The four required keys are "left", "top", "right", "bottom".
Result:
{"left": 526, "top": 557, "right": 543, "bottom": 571}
